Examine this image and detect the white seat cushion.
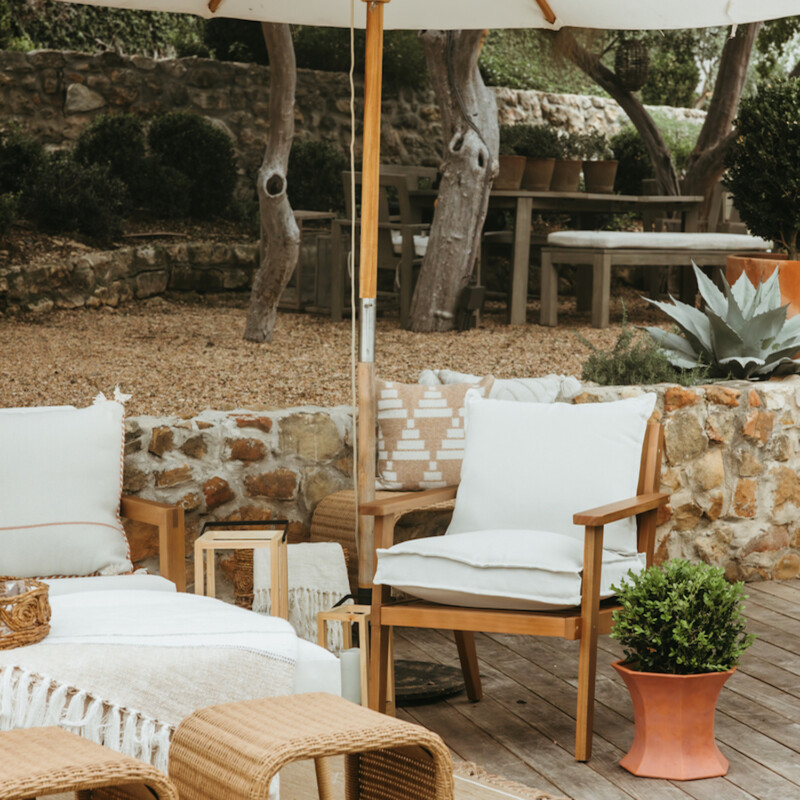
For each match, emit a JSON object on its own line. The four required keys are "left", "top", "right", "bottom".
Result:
{"left": 419, "top": 369, "right": 582, "bottom": 403}
{"left": 390, "top": 229, "right": 428, "bottom": 257}
{"left": 447, "top": 393, "right": 656, "bottom": 555}
{"left": 0, "top": 400, "right": 133, "bottom": 578}
{"left": 45, "top": 574, "right": 177, "bottom": 595}
{"left": 547, "top": 230, "right": 771, "bottom": 250}
{"left": 374, "top": 529, "right": 646, "bottom": 610}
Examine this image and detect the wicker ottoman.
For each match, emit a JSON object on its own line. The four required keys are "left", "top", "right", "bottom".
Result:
{"left": 169, "top": 692, "right": 453, "bottom": 800}
{"left": 0, "top": 727, "right": 177, "bottom": 800}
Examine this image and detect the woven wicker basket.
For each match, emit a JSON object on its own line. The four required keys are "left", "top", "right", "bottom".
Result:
{"left": 0, "top": 577, "right": 51, "bottom": 649}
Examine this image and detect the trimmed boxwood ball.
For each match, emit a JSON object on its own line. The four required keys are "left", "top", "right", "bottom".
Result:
{"left": 148, "top": 112, "right": 237, "bottom": 219}
{"left": 287, "top": 139, "right": 348, "bottom": 214}
{"left": 725, "top": 78, "right": 800, "bottom": 259}
{"left": 74, "top": 113, "right": 147, "bottom": 198}
{"left": 611, "top": 559, "right": 754, "bottom": 675}
{"left": 0, "top": 128, "right": 45, "bottom": 196}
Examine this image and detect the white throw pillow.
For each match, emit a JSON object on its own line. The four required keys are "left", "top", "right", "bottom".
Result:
{"left": 374, "top": 529, "right": 646, "bottom": 610}
{"left": 426, "top": 369, "right": 582, "bottom": 403}
{"left": 0, "top": 400, "right": 133, "bottom": 578}
{"left": 446, "top": 393, "right": 656, "bottom": 555}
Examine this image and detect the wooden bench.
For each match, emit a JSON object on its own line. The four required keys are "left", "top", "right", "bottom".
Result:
{"left": 540, "top": 231, "right": 772, "bottom": 328}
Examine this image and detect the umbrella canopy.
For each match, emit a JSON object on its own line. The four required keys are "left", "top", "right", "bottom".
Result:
{"left": 53, "top": 0, "right": 800, "bottom": 30}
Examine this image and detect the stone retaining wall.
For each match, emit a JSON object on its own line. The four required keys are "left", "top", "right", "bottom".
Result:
{"left": 0, "top": 240, "right": 259, "bottom": 314}
{"left": 126, "top": 379, "right": 800, "bottom": 589}
{"left": 0, "top": 48, "right": 705, "bottom": 180}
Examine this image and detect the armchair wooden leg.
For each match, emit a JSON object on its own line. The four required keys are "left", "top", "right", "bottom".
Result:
{"left": 575, "top": 524, "right": 604, "bottom": 761}
{"left": 368, "top": 621, "right": 391, "bottom": 713}
{"left": 454, "top": 630, "right": 483, "bottom": 702}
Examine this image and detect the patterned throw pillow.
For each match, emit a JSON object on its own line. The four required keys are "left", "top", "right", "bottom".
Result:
{"left": 376, "top": 377, "right": 494, "bottom": 491}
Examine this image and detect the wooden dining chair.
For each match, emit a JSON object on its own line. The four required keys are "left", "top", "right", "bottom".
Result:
{"left": 361, "top": 394, "right": 668, "bottom": 762}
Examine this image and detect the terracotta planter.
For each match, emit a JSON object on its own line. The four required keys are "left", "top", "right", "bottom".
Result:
{"left": 522, "top": 157, "right": 555, "bottom": 191}
{"left": 549, "top": 159, "right": 582, "bottom": 193}
{"left": 495, "top": 155, "right": 527, "bottom": 190}
{"left": 613, "top": 660, "right": 734, "bottom": 780}
{"left": 725, "top": 253, "right": 800, "bottom": 317}
{"left": 582, "top": 160, "right": 618, "bottom": 194}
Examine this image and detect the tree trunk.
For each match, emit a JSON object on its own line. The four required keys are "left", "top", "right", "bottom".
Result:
{"left": 682, "top": 23, "right": 760, "bottom": 200}
{"left": 408, "top": 30, "right": 498, "bottom": 332}
{"left": 243, "top": 23, "right": 300, "bottom": 343}
{"left": 554, "top": 30, "right": 679, "bottom": 196}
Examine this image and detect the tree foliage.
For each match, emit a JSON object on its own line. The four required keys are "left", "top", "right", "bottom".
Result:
{"left": 0, "top": 0, "right": 201, "bottom": 54}
{"left": 724, "top": 77, "right": 800, "bottom": 258}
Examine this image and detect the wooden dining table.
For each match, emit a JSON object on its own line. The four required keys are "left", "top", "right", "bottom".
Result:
{"left": 409, "top": 188, "right": 706, "bottom": 325}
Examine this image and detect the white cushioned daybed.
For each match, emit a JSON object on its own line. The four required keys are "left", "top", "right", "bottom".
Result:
{"left": 0, "top": 399, "right": 339, "bottom": 776}
{"left": 541, "top": 229, "right": 772, "bottom": 328}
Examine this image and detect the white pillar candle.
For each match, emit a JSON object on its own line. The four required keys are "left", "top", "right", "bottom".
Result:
{"left": 340, "top": 647, "right": 362, "bottom": 705}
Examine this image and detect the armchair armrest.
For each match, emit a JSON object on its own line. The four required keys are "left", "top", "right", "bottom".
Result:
{"left": 573, "top": 492, "right": 669, "bottom": 527}
{"left": 120, "top": 496, "right": 186, "bottom": 592}
{"left": 360, "top": 486, "right": 458, "bottom": 518}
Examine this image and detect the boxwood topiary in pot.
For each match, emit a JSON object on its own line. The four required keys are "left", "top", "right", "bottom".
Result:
{"left": 573, "top": 130, "right": 618, "bottom": 193}
{"left": 508, "top": 124, "right": 562, "bottom": 190}
{"left": 610, "top": 559, "right": 754, "bottom": 780}
{"left": 724, "top": 78, "right": 800, "bottom": 311}
{"left": 496, "top": 125, "right": 527, "bottom": 190}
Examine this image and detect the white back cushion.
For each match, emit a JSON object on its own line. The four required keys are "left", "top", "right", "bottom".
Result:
{"left": 0, "top": 401, "right": 132, "bottom": 578}
{"left": 446, "top": 393, "right": 656, "bottom": 554}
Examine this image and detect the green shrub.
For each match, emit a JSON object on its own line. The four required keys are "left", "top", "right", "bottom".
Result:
{"left": 0, "top": 128, "right": 45, "bottom": 195}
{"left": 22, "top": 152, "right": 127, "bottom": 243}
{"left": 725, "top": 78, "right": 800, "bottom": 259}
{"left": 610, "top": 127, "right": 651, "bottom": 194}
{"left": 148, "top": 112, "right": 237, "bottom": 219}
{"left": 611, "top": 559, "right": 754, "bottom": 674}
{"left": 572, "top": 130, "right": 613, "bottom": 160}
{"left": 578, "top": 305, "right": 705, "bottom": 386}
{"left": 204, "top": 18, "right": 268, "bottom": 64}
{"left": 287, "top": 139, "right": 347, "bottom": 214}
{"left": 0, "top": 193, "right": 17, "bottom": 240}
{"left": 641, "top": 49, "right": 699, "bottom": 108}
{"left": 74, "top": 113, "right": 146, "bottom": 197}
{"left": 500, "top": 124, "right": 562, "bottom": 159}
{"left": 611, "top": 112, "right": 702, "bottom": 193}
{"left": 135, "top": 157, "right": 192, "bottom": 219}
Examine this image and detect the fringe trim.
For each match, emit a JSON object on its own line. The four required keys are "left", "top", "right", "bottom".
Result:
{"left": 0, "top": 666, "right": 173, "bottom": 772}
{"left": 253, "top": 587, "right": 347, "bottom": 653}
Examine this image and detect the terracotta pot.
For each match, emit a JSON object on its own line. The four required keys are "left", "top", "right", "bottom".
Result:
{"left": 582, "top": 160, "right": 618, "bottom": 194}
{"left": 549, "top": 159, "right": 582, "bottom": 193}
{"left": 613, "top": 660, "right": 734, "bottom": 780}
{"left": 521, "top": 157, "right": 555, "bottom": 191}
{"left": 495, "top": 155, "right": 527, "bottom": 190}
{"left": 725, "top": 253, "right": 800, "bottom": 317}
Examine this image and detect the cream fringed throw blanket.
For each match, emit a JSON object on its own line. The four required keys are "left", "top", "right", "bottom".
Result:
{"left": 0, "top": 590, "right": 297, "bottom": 772}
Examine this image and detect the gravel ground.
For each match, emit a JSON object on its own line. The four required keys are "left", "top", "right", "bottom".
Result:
{"left": 0, "top": 289, "right": 667, "bottom": 417}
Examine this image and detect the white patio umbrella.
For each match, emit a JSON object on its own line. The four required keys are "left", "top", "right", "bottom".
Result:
{"left": 59, "top": 0, "right": 798, "bottom": 599}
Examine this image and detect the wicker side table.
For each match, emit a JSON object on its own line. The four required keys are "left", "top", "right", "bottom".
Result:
{"left": 0, "top": 727, "right": 177, "bottom": 800}
{"left": 169, "top": 692, "right": 453, "bottom": 800}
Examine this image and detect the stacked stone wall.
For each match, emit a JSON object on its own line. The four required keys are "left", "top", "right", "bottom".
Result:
{"left": 125, "top": 379, "right": 800, "bottom": 590}
{"left": 0, "top": 48, "right": 705, "bottom": 182}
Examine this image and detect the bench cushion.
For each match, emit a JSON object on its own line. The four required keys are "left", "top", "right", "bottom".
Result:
{"left": 547, "top": 230, "right": 771, "bottom": 250}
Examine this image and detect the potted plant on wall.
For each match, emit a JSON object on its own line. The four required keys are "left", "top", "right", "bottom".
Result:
{"left": 550, "top": 130, "right": 582, "bottom": 193}
{"left": 611, "top": 559, "right": 754, "bottom": 780}
{"left": 724, "top": 77, "right": 800, "bottom": 315}
{"left": 507, "top": 124, "right": 562, "bottom": 191}
{"left": 496, "top": 125, "right": 527, "bottom": 190}
{"left": 575, "top": 130, "right": 618, "bottom": 194}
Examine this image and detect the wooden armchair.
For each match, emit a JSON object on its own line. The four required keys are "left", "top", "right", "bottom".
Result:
{"left": 361, "top": 395, "right": 667, "bottom": 762}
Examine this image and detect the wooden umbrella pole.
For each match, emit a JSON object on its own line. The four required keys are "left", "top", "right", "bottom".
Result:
{"left": 356, "top": 0, "right": 387, "bottom": 603}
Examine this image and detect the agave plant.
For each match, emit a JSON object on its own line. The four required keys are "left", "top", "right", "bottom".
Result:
{"left": 644, "top": 263, "right": 800, "bottom": 380}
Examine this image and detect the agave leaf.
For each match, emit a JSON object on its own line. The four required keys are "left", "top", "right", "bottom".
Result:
{"left": 692, "top": 263, "right": 728, "bottom": 319}
{"left": 761, "top": 341, "right": 800, "bottom": 363}
{"left": 737, "top": 305, "right": 789, "bottom": 353}
{"left": 643, "top": 326, "right": 699, "bottom": 359}
{"left": 745, "top": 269, "right": 782, "bottom": 319}
{"left": 718, "top": 355, "right": 766, "bottom": 380}
{"left": 729, "top": 270, "right": 756, "bottom": 311}
{"left": 704, "top": 309, "right": 745, "bottom": 361}
{"left": 644, "top": 296, "right": 713, "bottom": 355}
{"left": 753, "top": 357, "right": 800, "bottom": 377}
